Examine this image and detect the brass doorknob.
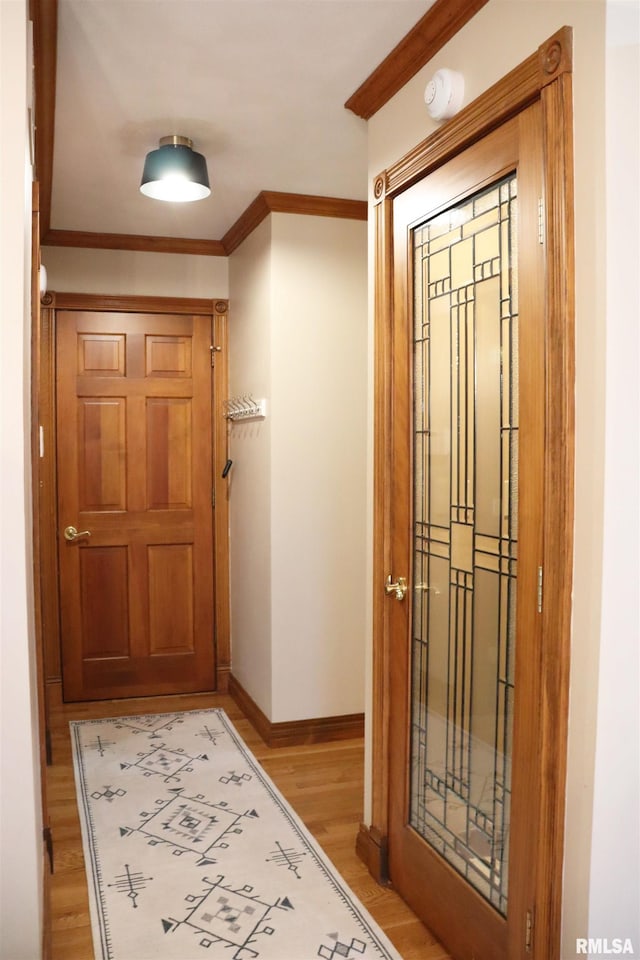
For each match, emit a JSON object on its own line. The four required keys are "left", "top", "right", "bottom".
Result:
{"left": 385, "top": 574, "right": 408, "bottom": 601}
{"left": 63, "top": 525, "right": 91, "bottom": 542}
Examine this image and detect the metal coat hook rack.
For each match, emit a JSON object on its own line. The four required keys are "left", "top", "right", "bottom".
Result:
{"left": 223, "top": 395, "right": 267, "bottom": 422}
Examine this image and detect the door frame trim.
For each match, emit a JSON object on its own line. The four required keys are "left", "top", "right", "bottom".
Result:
{"left": 35, "top": 292, "right": 231, "bottom": 696}
{"left": 370, "top": 27, "right": 574, "bottom": 959}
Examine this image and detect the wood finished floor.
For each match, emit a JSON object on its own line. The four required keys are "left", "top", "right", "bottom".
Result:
{"left": 46, "top": 688, "right": 451, "bottom": 960}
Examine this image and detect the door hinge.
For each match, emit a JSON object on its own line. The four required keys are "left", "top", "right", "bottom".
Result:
{"left": 537, "top": 565, "right": 543, "bottom": 614}
{"left": 43, "top": 825, "right": 53, "bottom": 873}
{"left": 525, "top": 908, "right": 534, "bottom": 952}
{"left": 538, "top": 197, "right": 545, "bottom": 245}
{"left": 210, "top": 344, "right": 221, "bottom": 367}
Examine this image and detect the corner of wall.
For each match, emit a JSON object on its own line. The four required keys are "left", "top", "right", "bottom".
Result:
{"left": 227, "top": 216, "right": 274, "bottom": 719}
{"left": 0, "top": 1, "right": 44, "bottom": 957}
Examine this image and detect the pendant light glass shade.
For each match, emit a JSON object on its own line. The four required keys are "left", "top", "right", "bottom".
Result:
{"left": 140, "top": 135, "right": 210, "bottom": 202}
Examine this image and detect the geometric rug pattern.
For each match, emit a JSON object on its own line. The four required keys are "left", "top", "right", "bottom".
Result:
{"left": 70, "top": 708, "right": 403, "bottom": 960}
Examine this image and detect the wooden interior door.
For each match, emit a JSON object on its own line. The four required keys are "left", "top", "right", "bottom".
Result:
{"left": 386, "top": 106, "right": 546, "bottom": 960}
{"left": 56, "top": 310, "right": 216, "bottom": 701}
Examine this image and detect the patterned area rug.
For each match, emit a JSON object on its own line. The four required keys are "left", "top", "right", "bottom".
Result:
{"left": 71, "top": 708, "right": 402, "bottom": 960}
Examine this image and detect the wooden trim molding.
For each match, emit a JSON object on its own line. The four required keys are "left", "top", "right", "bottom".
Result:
{"left": 43, "top": 291, "right": 223, "bottom": 315}
{"left": 221, "top": 193, "right": 272, "bottom": 255}
{"left": 378, "top": 25, "right": 573, "bottom": 200}
{"left": 229, "top": 674, "right": 365, "bottom": 748}
{"left": 355, "top": 824, "right": 389, "bottom": 885}
{"left": 222, "top": 191, "right": 368, "bottom": 255}
{"left": 31, "top": 0, "right": 58, "bottom": 238}
{"left": 370, "top": 27, "right": 574, "bottom": 960}
{"left": 38, "top": 302, "right": 61, "bottom": 682}
{"left": 370, "top": 193, "right": 393, "bottom": 835}
{"left": 41, "top": 196, "right": 366, "bottom": 258}
{"left": 534, "top": 67, "right": 575, "bottom": 960}
{"left": 43, "top": 229, "right": 226, "bottom": 257}
{"left": 32, "top": 181, "right": 53, "bottom": 960}
{"left": 212, "top": 301, "right": 231, "bottom": 693}
{"left": 228, "top": 674, "right": 272, "bottom": 745}
{"left": 345, "top": 0, "right": 490, "bottom": 120}
{"left": 261, "top": 192, "right": 367, "bottom": 220}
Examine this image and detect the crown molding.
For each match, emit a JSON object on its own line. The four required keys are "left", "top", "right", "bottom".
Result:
{"left": 261, "top": 191, "right": 367, "bottom": 220}
{"left": 222, "top": 191, "right": 368, "bottom": 255}
{"left": 30, "top": 0, "right": 366, "bottom": 259}
{"left": 43, "top": 229, "right": 226, "bottom": 257}
{"left": 344, "top": 0, "right": 490, "bottom": 120}
{"left": 376, "top": 25, "right": 573, "bottom": 200}
{"left": 41, "top": 193, "right": 367, "bottom": 258}
{"left": 221, "top": 193, "right": 272, "bottom": 255}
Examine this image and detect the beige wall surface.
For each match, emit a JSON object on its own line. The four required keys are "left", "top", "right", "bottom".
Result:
{"left": 41, "top": 245, "right": 229, "bottom": 299}
{"left": 270, "top": 213, "right": 368, "bottom": 723}
{"left": 228, "top": 212, "right": 368, "bottom": 724}
{"left": 364, "top": 1, "right": 633, "bottom": 955}
{"left": 0, "top": 2, "right": 44, "bottom": 957}
{"left": 227, "top": 216, "right": 274, "bottom": 716}
{"left": 588, "top": 2, "right": 639, "bottom": 947}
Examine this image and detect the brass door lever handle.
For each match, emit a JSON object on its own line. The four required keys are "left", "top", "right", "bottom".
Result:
{"left": 64, "top": 525, "right": 91, "bottom": 542}
{"left": 385, "top": 574, "right": 408, "bottom": 601}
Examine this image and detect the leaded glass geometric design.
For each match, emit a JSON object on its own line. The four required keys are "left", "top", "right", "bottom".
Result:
{"left": 409, "top": 174, "right": 518, "bottom": 916}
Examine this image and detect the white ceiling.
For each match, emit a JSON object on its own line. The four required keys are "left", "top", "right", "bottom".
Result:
{"left": 50, "top": 0, "right": 431, "bottom": 242}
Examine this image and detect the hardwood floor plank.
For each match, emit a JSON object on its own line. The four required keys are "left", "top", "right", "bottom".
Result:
{"left": 46, "top": 692, "right": 450, "bottom": 960}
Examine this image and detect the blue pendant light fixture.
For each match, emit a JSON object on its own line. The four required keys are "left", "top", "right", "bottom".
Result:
{"left": 140, "top": 135, "right": 210, "bottom": 202}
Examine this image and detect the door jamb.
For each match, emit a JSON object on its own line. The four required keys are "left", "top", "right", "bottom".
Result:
{"left": 30, "top": 182, "right": 53, "bottom": 960}
{"left": 35, "top": 292, "right": 231, "bottom": 701}
{"left": 368, "top": 27, "right": 574, "bottom": 960}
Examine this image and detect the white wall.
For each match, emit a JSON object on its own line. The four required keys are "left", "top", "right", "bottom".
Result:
{"left": 228, "top": 212, "right": 368, "bottom": 723}
{"left": 228, "top": 217, "right": 274, "bottom": 716}
{"left": 0, "top": 2, "right": 44, "bottom": 958}
{"left": 364, "top": 1, "right": 632, "bottom": 955}
{"left": 270, "top": 214, "right": 368, "bottom": 722}
{"left": 587, "top": 2, "right": 640, "bottom": 951}
{"left": 41, "top": 244, "right": 228, "bottom": 298}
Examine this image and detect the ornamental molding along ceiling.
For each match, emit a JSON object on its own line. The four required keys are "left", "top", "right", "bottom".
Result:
{"left": 30, "top": 0, "right": 487, "bottom": 256}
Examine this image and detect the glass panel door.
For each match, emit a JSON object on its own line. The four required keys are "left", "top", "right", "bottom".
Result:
{"left": 409, "top": 174, "right": 519, "bottom": 915}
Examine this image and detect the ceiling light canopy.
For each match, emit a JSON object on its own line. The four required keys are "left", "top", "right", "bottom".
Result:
{"left": 140, "top": 135, "right": 210, "bottom": 202}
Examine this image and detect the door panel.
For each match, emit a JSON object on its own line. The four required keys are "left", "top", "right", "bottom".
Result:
{"left": 146, "top": 398, "right": 193, "bottom": 508}
{"left": 78, "top": 397, "right": 126, "bottom": 509}
{"left": 387, "top": 107, "right": 544, "bottom": 960}
{"left": 148, "top": 544, "right": 195, "bottom": 653}
{"left": 79, "top": 546, "right": 129, "bottom": 658}
{"left": 57, "top": 310, "right": 216, "bottom": 701}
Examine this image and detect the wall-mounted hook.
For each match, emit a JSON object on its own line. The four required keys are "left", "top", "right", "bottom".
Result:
{"left": 223, "top": 396, "right": 267, "bottom": 422}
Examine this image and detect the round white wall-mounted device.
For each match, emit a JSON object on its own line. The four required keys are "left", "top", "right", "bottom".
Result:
{"left": 424, "top": 69, "right": 464, "bottom": 121}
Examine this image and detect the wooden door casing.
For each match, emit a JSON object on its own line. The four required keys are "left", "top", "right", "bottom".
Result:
{"left": 369, "top": 28, "right": 575, "bottom": 960}
{"left": 56, "top": 310, "right": 216, "bottom": 701}
{"left": 31, "top": 181, "right": 53, "bottom": 957}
